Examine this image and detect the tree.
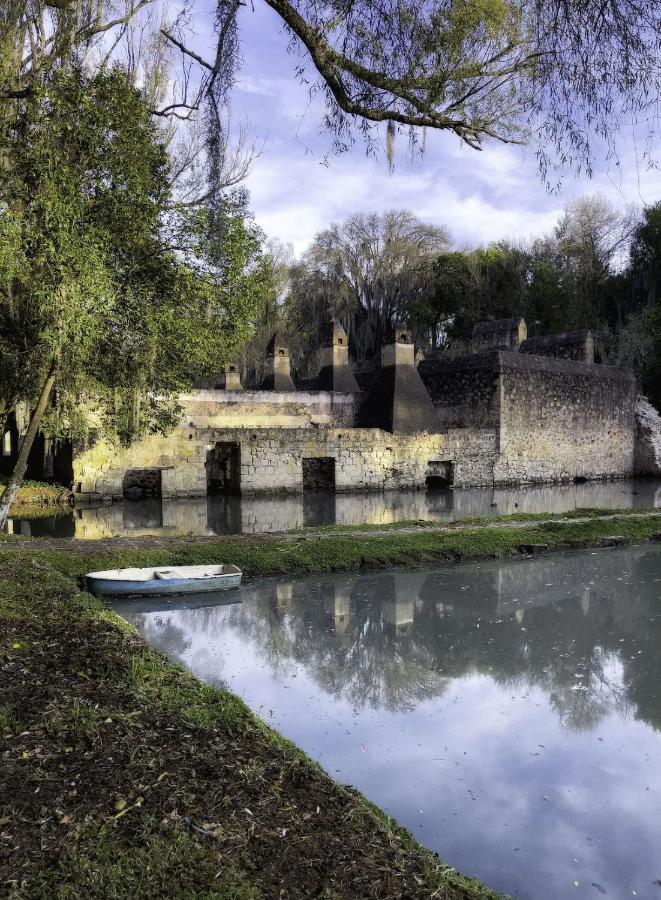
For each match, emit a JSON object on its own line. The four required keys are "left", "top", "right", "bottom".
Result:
{"left": 554, "top": 195, "right": 635, "bottom": 329}
{"left": 288, "top": 211, "right": 450, "bottom": 362}
{"left": 630, "top": 203, "right": 661, "bottom": 309}
{"left": 160, "top": 0, "right": 661, "bottom": 178}
{"left": 4, "top": 1, "right": 660, "bottom": 179}
{"left": 413, "top": 251, "right": 478, "bottom": 351}
{"left": 0, "top": 69, "right": 267, "bottom": 525}
{"left": 239, "top": 239, "right": 294, "bottom": 384}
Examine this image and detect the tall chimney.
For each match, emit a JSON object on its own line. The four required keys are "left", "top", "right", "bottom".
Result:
{"left": 261, "top": 332, "right": 296, "bottom": 391}
{"left": 316, "top": 318, "right": 360, "bottom": 392}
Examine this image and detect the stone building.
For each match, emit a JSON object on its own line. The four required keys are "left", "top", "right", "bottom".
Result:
{"left": 3, "top": 317, "right": 660, "bottom": 501}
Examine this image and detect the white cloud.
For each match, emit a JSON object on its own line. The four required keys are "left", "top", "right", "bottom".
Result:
{"left": 223, "top": 0, "right": 661, "bottom": 255}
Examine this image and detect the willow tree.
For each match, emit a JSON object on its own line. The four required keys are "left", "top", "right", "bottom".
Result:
{"left": 2, "top": 0, "right": 660, "bottom": 176}
{"left": 0, "top": 69, "right": 267, "bottom": 526}
{"left": 287, "top": 210, "right": 450, "bottom": 363}
{"left": 146, "top": 0, "right": 661, "bottom": 181}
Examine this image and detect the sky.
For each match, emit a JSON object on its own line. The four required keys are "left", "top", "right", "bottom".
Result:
{"left": 196, "top": 0, "right": 661, "bottom": 257}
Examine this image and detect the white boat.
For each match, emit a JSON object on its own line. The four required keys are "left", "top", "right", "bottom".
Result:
{"left": 86, "top": 564, "right": 242, "bottom": 597}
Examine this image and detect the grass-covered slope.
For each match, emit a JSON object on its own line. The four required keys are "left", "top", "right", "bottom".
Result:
{"left": 0, "top": 552, "right": 502, "bottom": 900}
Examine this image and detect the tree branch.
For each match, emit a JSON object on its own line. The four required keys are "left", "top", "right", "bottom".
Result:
{"left": 161, "top": 29, "right": 215, "bottom": 72}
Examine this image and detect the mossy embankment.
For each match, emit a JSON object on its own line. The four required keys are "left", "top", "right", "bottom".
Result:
{"left": 4, "top": 510, "right": 661, "bottom": 898}
{"left": 0, "top": 547, "right": 503, "bottom": 899}
{"left": 0, "top": 475, "right": 72, "bottom": 511}
{"left": 3, "top": 507, "right": 661, "bottom": 578}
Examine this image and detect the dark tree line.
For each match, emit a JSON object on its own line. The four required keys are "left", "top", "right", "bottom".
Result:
{"left": 259, "top": 198, "right": 661, "bottom": 405}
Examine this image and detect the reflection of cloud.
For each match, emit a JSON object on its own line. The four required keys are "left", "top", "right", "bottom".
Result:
{"left": 122, "top": 547, "right": 661, "bottom": 900}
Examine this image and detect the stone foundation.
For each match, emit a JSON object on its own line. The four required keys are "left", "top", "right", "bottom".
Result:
{"left": 72, "top": 422, "right": 498, "bottom": 500}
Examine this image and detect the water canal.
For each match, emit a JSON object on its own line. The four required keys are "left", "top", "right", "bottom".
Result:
{"left": 116, "top": 544, "right": 661, "bottom": 900}
{"left": 9, "top": 477, "right": 661, "bottom": 539}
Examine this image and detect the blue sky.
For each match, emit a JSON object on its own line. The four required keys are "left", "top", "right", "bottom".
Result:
{"left": 200, "top": 1, "right": 661, "bottom": 256}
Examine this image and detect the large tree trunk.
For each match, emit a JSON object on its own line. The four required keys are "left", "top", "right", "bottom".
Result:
{"left": 0, "top": 361, "right": 57, "bottom": 530}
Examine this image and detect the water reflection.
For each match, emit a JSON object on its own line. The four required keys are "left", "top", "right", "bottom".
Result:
{"left": 9, "top": 478, "right": 661, "bottom": 539}
{"left": 119, "top": 545, "right": 661, "bottom": 900}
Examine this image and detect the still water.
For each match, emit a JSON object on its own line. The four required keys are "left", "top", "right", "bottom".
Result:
{"left": 118, "top": 544, "right": 661, "bottom": 900}
{"left": 9, "top": 477, "right": 661, "bottom": 539}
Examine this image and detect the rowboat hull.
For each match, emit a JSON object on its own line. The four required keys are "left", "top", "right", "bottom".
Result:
{"left": 86, "top": 564, "right": 242, "bottom": 597}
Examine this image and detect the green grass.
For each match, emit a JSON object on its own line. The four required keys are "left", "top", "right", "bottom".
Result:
{"left": 0, "top": 551, "right": 505, "bottom": 900}
{"left": 0, "top": 473, "right": 72, "bottom": 510}
{"left": 23, "top": 820, "right": 260, "bottom": 900}
{"left": 4, "top": 510, "right": 660, "bottom": 582}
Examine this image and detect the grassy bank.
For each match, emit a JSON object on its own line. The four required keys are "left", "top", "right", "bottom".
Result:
{"left": 0, "top": 551, "right": 502, "bottom": 899}
{"left": 0, "top": 475, "right": 72, "bottom": 511}
{"left": 4, "top": 512, "right": 661, "bottom": 898}
{"left": 3, "top": 508, "right": 661, "bottom": 579}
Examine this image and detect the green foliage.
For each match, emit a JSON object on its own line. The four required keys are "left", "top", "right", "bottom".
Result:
{"left": 0, "top": 68, "right": 268, "bottom": 448}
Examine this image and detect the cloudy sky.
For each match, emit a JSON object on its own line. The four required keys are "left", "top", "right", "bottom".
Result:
{"left": 198, "top": 0, "right": 661, "bottom": 256}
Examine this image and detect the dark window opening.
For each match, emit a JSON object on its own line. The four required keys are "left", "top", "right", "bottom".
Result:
{"left": 206, "top": 442, "right": 241, "bottom": 495}
{"left": 122, "top": 468, "right": 162, "bottom": 500}
{"left": 426, "top": 460, "right": 454, "bottom": 490}
{"left": 278, "top": 348, "right": 285, "bottom": 356}
{"left": 303, "top": 457, "right": 336, "bottom": 492}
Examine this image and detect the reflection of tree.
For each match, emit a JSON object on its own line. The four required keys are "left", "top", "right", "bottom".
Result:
{"left": 131, "top": 547, "right": 661, "bottom": 732}
{"left": 133, "top": 613, "right": 193, "bottom": 657}
{"left": 228, "top": 575, "right": 450, "bottom": 711}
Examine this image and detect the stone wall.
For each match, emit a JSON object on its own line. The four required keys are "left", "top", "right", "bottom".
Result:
{"left": 419, "top": 354, "right": 500, "bottom": 429}
{"left": 420, "top": 350, "right": 636, "bottom": 484}
{"left": 72, "top": 420, "right": 499, "bottom": 500}
{"left": 494, "top": 352, "right": 635, "bottom": 483}
{"left": 181, "top": 389, "right": 355, "bottom": 430}
{"left": 206, "top": 426, "right": 497, "bottom": 495}
{"left": 70, "top": 347, "right": 639, "bottom": 500}
{"left": 634, "top": 396, "right": 661, "bottom": 476}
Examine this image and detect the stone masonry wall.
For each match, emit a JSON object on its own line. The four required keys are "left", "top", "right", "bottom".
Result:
{"left": 634, "top": 396, "right": 661, "bottom": 476}
{"left": 231, "top": 427, "right": 497, "bottom": 494}
{"left": 419, "top": 355, "right": 500, "bottom": 429}
{"left": 494, "top": 352, "right": 635, "bottom": 484}
{"left": 72, "top": 422, "right": 499, "bottom": 500}
{"left": 181, "top": 389, "right": 355, "bottom": 430}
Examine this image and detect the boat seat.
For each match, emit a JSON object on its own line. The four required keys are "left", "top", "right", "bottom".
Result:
{"left": 154, "top": 567, "right": 221, "bottom": 580}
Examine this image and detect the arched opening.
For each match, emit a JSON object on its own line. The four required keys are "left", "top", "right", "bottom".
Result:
{"left": 426, "top": 474, "right": 452, "bottom": 490}
{"left": 573, "top": 476, "right": 588, "bottom": 484}
{"left": 426, "top": 461, "right": 454, "bottom": 490}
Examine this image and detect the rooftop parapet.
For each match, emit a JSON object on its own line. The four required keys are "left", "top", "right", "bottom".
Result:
{"left": 520, "top": 330, "right": 595, "bottom": 364}
{"left": 472, "top": 318, "right": 527, "bottom": 353}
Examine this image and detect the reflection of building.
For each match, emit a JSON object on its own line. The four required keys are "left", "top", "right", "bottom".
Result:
{"left": 270, "top": 582, "right": 293, "bottom": 620}
{"left": 382, "top": 574, "right": 427, "bottom": 635}
{"left": 3, "top": 315, "right": 651, "bottom": 505}
{"left": 324, "top": 582, "right": 352, "bottom": 635}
